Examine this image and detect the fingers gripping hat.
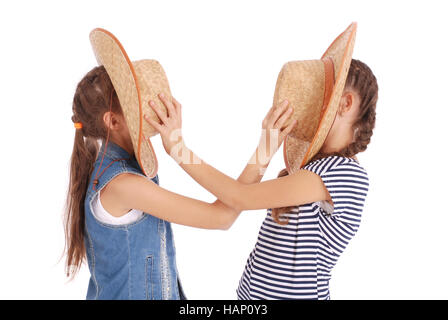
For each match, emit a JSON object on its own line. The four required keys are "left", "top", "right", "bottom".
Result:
{"left": 90, "top": 28, "right": 172, "bottom": 178}
{"left": 274, "top": 23, "right": 357, "bottom": 174}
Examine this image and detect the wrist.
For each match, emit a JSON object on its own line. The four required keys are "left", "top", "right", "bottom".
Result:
{"left": 170, "top": 139, "right": 201, "bottom": 165}
{"left": 252, "top": 146, "right": 273, "bottom": 166}
{"left": 169, "top": 137, "right": 186, "bottom": 162}
{"left": 249, "top": 147, "right": 271, "bottom": 173}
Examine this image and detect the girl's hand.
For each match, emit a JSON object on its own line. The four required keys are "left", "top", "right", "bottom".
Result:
{"left": 144, "top": 93, "right": 183, "bottom": 155}
{"left": 256, "top": 100, "right": 297, "bottom": 165}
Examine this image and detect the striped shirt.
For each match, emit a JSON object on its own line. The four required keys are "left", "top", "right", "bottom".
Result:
{"left": 237, "top": 156, "right": 369, "bottom": 300}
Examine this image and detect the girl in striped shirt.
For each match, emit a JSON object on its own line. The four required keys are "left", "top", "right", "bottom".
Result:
{"left": 146, "top": 59, "right": 377, "bottom": 300}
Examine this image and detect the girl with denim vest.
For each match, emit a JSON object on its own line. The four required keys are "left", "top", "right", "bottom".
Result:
{"left": 145, "top": 58, "right": 378, "bottom": 299}
{"left": 64, "top": 65, "right": 296, "bottom": 300}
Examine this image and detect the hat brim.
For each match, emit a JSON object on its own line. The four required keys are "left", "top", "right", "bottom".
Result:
{"left": 90, "top": 28, "right": 158, "bottom": 178}
{"left": 284, "top": 22, "right": 357, "bottom": 173}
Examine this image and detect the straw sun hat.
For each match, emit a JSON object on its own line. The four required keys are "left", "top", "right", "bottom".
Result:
{"left": 90, "top": 28, "right": 172, "bottom": 178}
{"left": 274, "top": 22, "right": 357, "bottom": 174}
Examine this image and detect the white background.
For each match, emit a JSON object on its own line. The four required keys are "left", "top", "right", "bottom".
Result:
{"left": 0, "top": 0, "right": 447, "bottom": 299}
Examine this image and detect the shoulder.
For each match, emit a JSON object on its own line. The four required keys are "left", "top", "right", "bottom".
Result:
{"left": 108, "top": 172, "right": 155, "bottom": 190}
{"left": 304, "top": 155, "right": 368, "bottom": 178}
{"left": 102, "top": 172, "right": 158, "bottom": 200}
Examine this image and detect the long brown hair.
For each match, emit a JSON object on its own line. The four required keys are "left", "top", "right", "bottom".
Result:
{"left": 272, "top": 59, "right": 378, "bottom": 224}
{"left": 64, "top": 66, "right": 122, "bottom": 278}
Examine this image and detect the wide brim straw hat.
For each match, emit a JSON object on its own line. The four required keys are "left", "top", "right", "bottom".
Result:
{"left": 90, "top": 28, "right": 172, "bottom": 178}
{"left": 274, "top": 22, "right": 357, "bottom": 174}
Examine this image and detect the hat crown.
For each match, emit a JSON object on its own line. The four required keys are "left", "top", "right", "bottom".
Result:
{"left": 274, "top": 59, "right": 327, "bottom": 142}
{"left": 133, "top": 59, "right": 171, "bottom": 137}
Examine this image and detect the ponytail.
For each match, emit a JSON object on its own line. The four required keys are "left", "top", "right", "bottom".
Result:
{"left": 64, "top": 129, "right": 98, "bottom": 278}
{"left": 63, "top": 65, "right": 121, "bottom": 278}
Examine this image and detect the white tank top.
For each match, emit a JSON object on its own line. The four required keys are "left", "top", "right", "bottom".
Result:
{"left": 92, "top": 192, "right": 143, "bottom": 225}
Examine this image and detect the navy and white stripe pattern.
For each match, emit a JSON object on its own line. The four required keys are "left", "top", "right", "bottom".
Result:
{"left": 237, "top": 156, "right": 369, "bottom": 300}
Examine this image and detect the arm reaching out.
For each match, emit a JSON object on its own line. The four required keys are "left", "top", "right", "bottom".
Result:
{"left": 144, "top": 94, "right": 329, "bottom": 214}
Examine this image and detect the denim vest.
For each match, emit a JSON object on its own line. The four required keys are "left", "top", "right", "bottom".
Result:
{"left": 84, "top": 141, "right": 185, "bottom": 300}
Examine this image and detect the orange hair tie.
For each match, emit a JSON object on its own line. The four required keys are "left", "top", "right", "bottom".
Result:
{"left": 74, "top": 122, "right": 83, "bottom": 129}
